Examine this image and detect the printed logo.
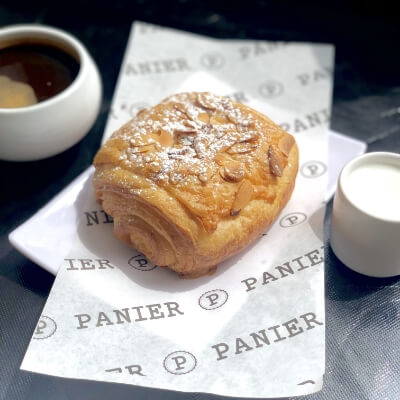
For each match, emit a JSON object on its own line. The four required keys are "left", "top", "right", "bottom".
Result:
{"left": 279, "top": 212, "right": 307, "bottom": 228}
{"left": 200, "top": 53, "right": 225, "bottom": 69}
{"left": 239, "top": 41, "right": 287, "bottom": 60}
{"left": 126, "top": 58, "right": 190, "bottom": 75}
{"left": 225, "top": 91, "right": 249, "bottom": 104}
{"left": 105, "top": 364, "right": 145, "bottom": 376}
{"left": 128, "top": 254, "right": 157, "bottom": 271}
{"left": 258, "top": 80, "right": 284, "bottom": 98}
{"left": 163, "top": 351, "right": 197, "bottom": 375}
{"left": 297, "top": 68, "right": 330, "bottom": 86}
{"left": 278, "top": 109, "right": 330, "bottom": 134}
{"left": 300, "top": 161, "right": 327, "bottom": 178}
{"left": 33, "top": 316, "right": 57, "bottom": 340}
{"left": 84, "top": 210, "right": 113, "bottom": 227}
{"left": 198, "top": 289, "right": 228, "bottom": 310}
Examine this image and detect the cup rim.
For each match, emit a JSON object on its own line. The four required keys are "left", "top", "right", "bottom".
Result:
{"left": 0, "top": 24, "right": 87, "bottom": 114}
{"left": 338, "top": 151, "right": 400, "bottom": 224}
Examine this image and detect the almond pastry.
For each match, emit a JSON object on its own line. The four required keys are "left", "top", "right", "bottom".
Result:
{"left": 93, "top": 92, "right": 298, "bottom": 278}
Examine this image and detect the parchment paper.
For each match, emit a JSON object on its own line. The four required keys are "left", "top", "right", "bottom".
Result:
{"left": 21, "top": 21, "right": 334, "bottom": 398}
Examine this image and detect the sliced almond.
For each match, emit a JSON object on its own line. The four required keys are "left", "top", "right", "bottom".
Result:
{"left": 167, "top": 146, "right": 188, "bottom": 156}
{"left": 183, "top": 119, "right": 201, "bottom": 130}
{"left": 197, "top": 166, "right": 215, "bottom": 184}
{"left": 136, "top": 108, "right": 147, "bottom": 118}
{"left": 268, "top": 145, "right": 285, "bottom": 177}
{"left": 131, "top": 143, "right": 156, "bottom": 153}
{"left": 226, "top": 109, "right": 249, "bottom": 125}
{"left": 173, "top": 103, "right": 193, "bottom": 120}
{"left": 214, "top": 152, "right": 230, "bottom": 165}
{"left": 226, "top": 113, "right": 238, "bottom": 125}
{"left": 173, "top": 102, "right": 186, "bottom": 113}
{"left": 198, "top": 173, "right": 208, "bottom": 184}
{"left": 175, "top": 129, "right": 198, "bottom": 137}
{"left": 215, "top": 127, "right": 228, "bottom": 139}
{"left": 227, "top": 142, "right": 257, "bottom": 154}
{"left": 196, "top": 93, "right": 218, "bottom": 110}
{"left": 158, "top": 130, "right": 174, "bottom": 147}
{"left": 278, "top": 133, "right": 295, "bottom": 157}
{"left": 198, "top": 112, "right": 210, "bottom": 123}
{"left": 239, "top": 130, "right": 259, "bottom": 143}
{"left": 231, "top": 179, "right": 253, "bottom": 216}
{"left": 193, "top": 137, "right": 207, "bottom": 158}
{"left": 175, "top": 120, "right": 200, "bottom": 135}
{"left": 219, "top": 160, "right": 245, "bottom": 182}
{"left": 210, "top": 114, "right": 229, "bottom": 125}
{"left": 149, "top": 161, "right": 162, "bottom": 173}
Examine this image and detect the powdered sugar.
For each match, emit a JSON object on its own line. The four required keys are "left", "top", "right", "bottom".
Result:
{"left": 119, "top": 92, "right": 263, "bottom": 185}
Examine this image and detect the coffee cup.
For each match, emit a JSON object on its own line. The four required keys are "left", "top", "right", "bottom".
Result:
{"left": 0, "top": 24, "right": 102, "bottom": 161}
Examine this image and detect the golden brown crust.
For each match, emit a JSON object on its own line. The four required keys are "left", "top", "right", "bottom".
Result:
{"left": 93, "top": 92, "right": 299, "bottom": 277}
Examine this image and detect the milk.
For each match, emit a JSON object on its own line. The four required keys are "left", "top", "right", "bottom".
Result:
{"left": 344, "top": 162, "right": 400, "bottom": 220}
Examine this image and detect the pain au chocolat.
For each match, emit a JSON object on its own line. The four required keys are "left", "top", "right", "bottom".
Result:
{"left": 93, "top": 92, "right": 298, "bottom": 278}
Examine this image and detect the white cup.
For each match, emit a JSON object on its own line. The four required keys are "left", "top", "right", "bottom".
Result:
{"left": 0, "top": 24, "right": 102, "bottom": 161}
{"left": 330, "top": 152, "right": 400, "bottom": 277}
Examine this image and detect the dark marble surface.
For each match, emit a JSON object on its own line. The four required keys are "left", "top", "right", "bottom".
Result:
{"left": 1, "top": 1, "right": 399, "bottom": 399}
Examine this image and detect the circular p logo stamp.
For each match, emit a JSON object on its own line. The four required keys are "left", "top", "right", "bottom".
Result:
{"left": 200, "top": 53, "right": 224, "bottom": 69}
{"left": 198, "top": 289, "right": 228, "bottom": 310}
{"left": 33, "top": 316, "right": 57, "bottom": 340}
{"left": 259, "top": 80, "right": 284, "bottom": 99}
{"left": 280, "top": 212, "right": 307, "bottom": 228}
{"left": 163, "top": 351, "right": 197, "bottom": 375}
{"left": 128, "top": 254, "right": 157, "bottom": 271}
{"left": 300, "top": 161, "right": 327, "bottom": 178}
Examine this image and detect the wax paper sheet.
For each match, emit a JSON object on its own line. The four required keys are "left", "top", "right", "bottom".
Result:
{"left": 21, "top": 21, "right": 334, "bottom": 398}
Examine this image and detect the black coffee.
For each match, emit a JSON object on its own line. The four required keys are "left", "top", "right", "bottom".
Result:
{"left": 0, "top": 44, "right": 80, "bottom": 108}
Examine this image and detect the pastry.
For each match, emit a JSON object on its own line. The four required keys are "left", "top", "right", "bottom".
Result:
{"left": 93, "top": 92, "right": 298, "bottom": 278}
